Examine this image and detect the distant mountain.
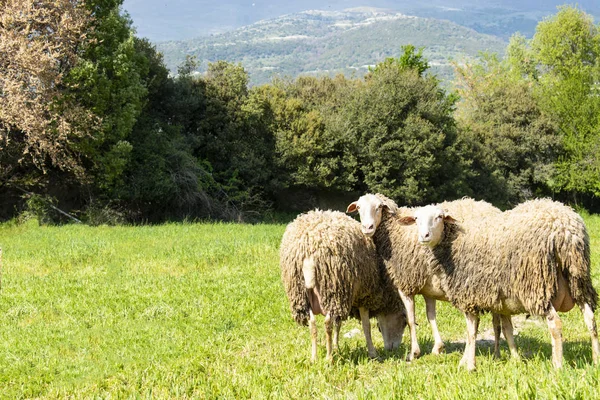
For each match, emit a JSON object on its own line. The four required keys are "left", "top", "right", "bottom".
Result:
{"left": 123, "top": 0, "right": 600, "bottom": 42}
{"left": 156, "top": 8, "right": 508, "bottom": 85}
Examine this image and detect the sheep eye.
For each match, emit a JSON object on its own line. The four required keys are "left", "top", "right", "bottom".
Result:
{"left": 356, "top": 205, "right": 360, "bottom": 210}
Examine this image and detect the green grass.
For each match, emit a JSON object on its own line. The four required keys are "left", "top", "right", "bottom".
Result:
{"left": 1, "top": 215, "right": 600, "bottom": 398}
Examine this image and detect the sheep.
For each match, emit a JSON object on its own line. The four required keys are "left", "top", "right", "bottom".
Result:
{"left": 347, "top": 194, "right": 508, "bottom": 361}
{"left": 402, "top": 198, "right": 600, "bottom": 370}
{"left": 279, "top": 209, "right": 407, "bottom": 362}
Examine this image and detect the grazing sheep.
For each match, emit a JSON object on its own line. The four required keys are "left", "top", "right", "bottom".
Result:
{"left": 280, "top": 209, "right": 407, "bottom": 362}
{"left": 403, "top": 198, "right": 599, "bottom": 370}
{"left": 347, "top": 194, "right": 507, "bottom": 361}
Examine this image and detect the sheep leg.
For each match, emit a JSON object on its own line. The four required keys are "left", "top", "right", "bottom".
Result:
{"left": 359, "top": 307, "right": 378, "bottom": 359}
{"left": 309, "top": 309, "right": 318, "bottom": 362}
{"left": 546, "top": 305, "right": 563, "bottom": 369}
{"left": 398, "top": 290, "right": 420, "bottom": 361}
{"left": 424, "top": 296, "right": 445, "bottom": 354}
{"left": 333, "top": 318, "right": 342, "bottom": 351}
{"left": 500, "top": 315, "right": 519, "bottom": 359}
{"left": 492, "top": 313, "right": 501, "bottom": 359}
{"left": 325, "top": 313, "right": 334, "bottom": 363}
{"left": 579, "top": 302, "right": 600, "bottom": 364}
{"left": 459, "top": 312, "right": 479, "bottom": 371}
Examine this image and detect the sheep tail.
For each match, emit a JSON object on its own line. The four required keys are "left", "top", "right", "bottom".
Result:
{"left": 303, "top": 256, "right": 324, "bottom": 315}
{"left": 303, "top": 256, "right": 316, "bottom": 289}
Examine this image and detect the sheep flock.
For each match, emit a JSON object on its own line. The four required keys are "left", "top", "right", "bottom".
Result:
{"left": 279, "top": 195, "right": 600, "bottom": 371}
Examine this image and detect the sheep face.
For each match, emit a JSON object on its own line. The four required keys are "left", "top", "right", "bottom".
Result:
{"left": 376, "top": 311, "right": 406, "bottom": 350}
{"left": 401, "top": 205, "right": 455, "bottom": 247}
{"left": 347, "top": 194, "right": 391, "bottom": 237}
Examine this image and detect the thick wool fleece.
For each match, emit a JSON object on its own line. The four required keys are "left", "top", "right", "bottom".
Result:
{"left": 373, "top": 196, "right": 501, "bottom": 298}
{"left": 430, "top": 198, "right": 597, "bottom": 315}
{"left": 279, "top": 210, "right": 403, "bottom": 326}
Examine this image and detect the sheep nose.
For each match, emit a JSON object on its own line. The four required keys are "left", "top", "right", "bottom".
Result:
{"left": 367, "top": 224, "right": 374, "bottom": 230}
{"left": 424, "top": 232, "right": 430, "bottom": 239}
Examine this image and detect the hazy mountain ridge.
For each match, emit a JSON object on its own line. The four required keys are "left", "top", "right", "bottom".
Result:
{"left": 156, "top": 8, "right": 507, "bottom": 85}
{"left": 124, "top": 0, "right": 600, "bottom": 42}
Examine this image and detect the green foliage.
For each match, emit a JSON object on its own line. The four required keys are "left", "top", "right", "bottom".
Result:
{"left": 494, "top": 6, "right": 600, "bottom": 201}
{"left": 351, "top": 66, "right": 463, "bottom": 204}
{"left": 369, "top": 45, "right": 429, "bottom": 77}
{"left": 454, "top": 53, "right": 561, "bottom": 208}
{"left": 174, "top": 60, "right": 278, "bottom": 217}
{"left": 116, "top": 42, "right": 216, "bottom": 220}
{"left": 265, "top": 76, "right": 359, "bottom": 192}
{"left": 17, "top": 194, "right": 59, "bottom": 225}
{"left": 452, "top": 6, "right": 600, "bottom": 207}
{"left": 67, "top": 0, "right": 148, "bottom": 191}
{"left": 531, "top": 7, "right": 600, "bottom": 198}
{"left": 532, "top": 6, "right": 600, "bottom": 77}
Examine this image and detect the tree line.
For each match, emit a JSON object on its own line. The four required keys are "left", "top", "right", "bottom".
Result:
{"left": 1, "top": 1, "right": 599, "bottom": 223}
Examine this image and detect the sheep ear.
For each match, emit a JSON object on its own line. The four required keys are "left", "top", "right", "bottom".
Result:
{"left": 443, "top": 214, "right": 458, "bottom": 224}
{"left": 382, "top": 203, "right": 396, "bottom": 215}
{"left": 346, "top": 202, "right": 358, "bottom": 213}
{"left": 397, "top": 216, "right": 415, "bottom": 225}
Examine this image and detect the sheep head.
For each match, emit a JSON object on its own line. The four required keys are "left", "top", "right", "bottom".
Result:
{"left": 399, "top": 205, "right": 457, "bottom": 247}
{"left": 346, "top": 193, "right": 396, "bottom": 237}
{"left": 376, "top": 311, "right": 406, "bottom": 351}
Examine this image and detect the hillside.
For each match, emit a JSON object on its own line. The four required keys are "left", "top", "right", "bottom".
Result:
{"left": 124, "top": 0, "right": 600, "bottom": 42}
{"left": 156, "top": 8, "right": 508, "bottom": 85}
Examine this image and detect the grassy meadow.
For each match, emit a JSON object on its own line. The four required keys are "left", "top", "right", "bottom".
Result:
{"left": 1, "top": 215, "right": 600, "bottom": 398}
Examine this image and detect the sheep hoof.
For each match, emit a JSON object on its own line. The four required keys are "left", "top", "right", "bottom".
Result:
{"left": 368, "top": 351, "right": 379, "bottom": 359}
{"left": 406, "top": 350, "right": 420, "bottom": 362}
{"left": 459, "top": 357, "right": 476, "bottom": 371}
{"left": 459, "top": 360, "right": 475, "bottom": 371}
{"left": 432, "top": 343, "right": 445, "bottom": 355}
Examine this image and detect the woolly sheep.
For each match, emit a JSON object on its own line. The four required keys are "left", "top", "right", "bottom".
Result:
{"left": 279, "top": 209, "right": 407, "bottom": 362}
{"left": 404, "top": 198, "right": 600, "bottom": 370}
{"left": 347, "top": 194, "right": 507, "bottom": 361}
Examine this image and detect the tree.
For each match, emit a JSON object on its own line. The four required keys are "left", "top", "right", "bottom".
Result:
{"left": 350, "top": 55, "right": 463, "bottom": 205}
{"left": 453, "top": 6, "right": 600, "bottom": 207}
{"left": 530, "top": 6, "right": 600, "bottom": 199}
{"left": 454, "top": 53, "right": 561, "bottom": 208}
{"left": 66, "top": 0, "right": 147, "bottom": 192}
{"left": 0, "top": 0, "right": 95, "bottom": 182}
{"left": 369, "top": 45, "right": 429, "bottom": 77}
{"left": 267, "top": 75, "right": 359, "bottom": 193}
{"left": 113, "top": 40, "right": 210, "bottom": 220}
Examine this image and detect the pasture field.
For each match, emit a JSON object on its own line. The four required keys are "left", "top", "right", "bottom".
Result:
{"left": 1, "top": 215, "right": 600, "bottom": 398}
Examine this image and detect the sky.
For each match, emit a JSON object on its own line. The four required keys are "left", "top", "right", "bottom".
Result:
{"left": 121, "top": 0, "right": 600, "bottom": 42}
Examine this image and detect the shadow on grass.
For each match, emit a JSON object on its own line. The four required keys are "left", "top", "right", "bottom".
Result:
{"left": 330, "top": 336, "right": 597, "bottom": 368}
{"left": 446, "top": 336, "right": 597, "bottom": 367}
{"left": 333, "top": 343, "right": 408, "bottom": 365}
